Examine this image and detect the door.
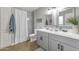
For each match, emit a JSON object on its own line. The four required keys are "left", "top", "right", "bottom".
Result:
{"left": 49, "top": 39, "right": 58, "bottom": 51}
{"left": 60, "top": 43, "right": 79, "bottom": 51}
{"left": 0, "top": 8, "right": 12, "bottom": 48}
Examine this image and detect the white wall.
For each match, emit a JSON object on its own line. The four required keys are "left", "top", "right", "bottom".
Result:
{"left": 27, "top": 12, "right": 33, "bottom": 34}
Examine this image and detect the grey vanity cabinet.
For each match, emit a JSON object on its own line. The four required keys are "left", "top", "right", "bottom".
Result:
{"left": 49, "top": 38, "right": 79, "bottom": 51}
{"left": 60, "top": 42, "right": 79, "bottom": 51}
{"left": 42, "top": 37, "right": 48, "bottom": 50}
{"left": 48, "top": 34, "right": 79, "bottom": 51}
{"left": 37, "top": 31, "right": 48, "bottom": 50}
{"left": 48, "top": 34, "right": 60, "bottom": 51}
{"left": 37, "top": 35, "right": 43, "bottom": 48}
{"left": 48, "top": 38, "right": 62, "bottom": 51}
{"left": 49, "top": 39, "right": 58, "bottom": 51}
{"left": 36, "top": 30, "right": 79, "bottom": 51}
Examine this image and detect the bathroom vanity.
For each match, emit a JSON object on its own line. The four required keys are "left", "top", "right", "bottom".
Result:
{"left": 36, "top": 29, "right": 79, "bottom": 51}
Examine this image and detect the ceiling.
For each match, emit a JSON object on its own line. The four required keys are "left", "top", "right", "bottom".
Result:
{"left": 17, "top": 7, "right": 39, "bottom": 12}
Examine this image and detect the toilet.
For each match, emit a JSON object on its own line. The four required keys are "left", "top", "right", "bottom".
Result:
{"left": 29, "top": 34, "right": 36, "bottom": 42}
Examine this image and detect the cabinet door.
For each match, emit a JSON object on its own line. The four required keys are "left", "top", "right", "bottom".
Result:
{"left": 37, "top": 31, "right": 43, "bottom": 48}
{"left": 42, "top": 36, "right": 48, "bottom": 50}
{"left": 37, "top": 31, "right": 42, "bottom": 46}
{"left": 49, "top": 39, "right": 58, "bottom": 51}
{"left": 37, "top": 36, "right": 48, "bottom": 50}
{"left": 37, "top": 31, "right": 48, "bottom": 50}
{"left": 60, "top": 43, "right": 79, "bottom": 51}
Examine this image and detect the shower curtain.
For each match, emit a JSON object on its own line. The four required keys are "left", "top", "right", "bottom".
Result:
{"left": 15, "top": 9, "right": 28, "bottom": 44}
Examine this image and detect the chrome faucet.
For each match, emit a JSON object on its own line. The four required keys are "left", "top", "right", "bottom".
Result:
{"left": 59, "top": 26, "right": 62, "bottom": 31}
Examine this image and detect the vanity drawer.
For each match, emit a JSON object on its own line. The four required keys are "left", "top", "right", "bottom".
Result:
{"left": 49, "top": 33, "right": 60, "bottom": 40}
{"left": 37, "top": 31, "right": 48, "bottom": 37}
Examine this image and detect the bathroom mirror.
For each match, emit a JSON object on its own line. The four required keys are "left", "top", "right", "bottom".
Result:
{"left": 45, "top": 14, "right": 53, "bottom": 26}
{"left": 36, "top": 18, "right": 42, "bottom": 23}
{"left": 58, "top": 7, "right": 74, "bottom": 26}
{"left": 58, "top": 16, "right": 64, "bottom": 25}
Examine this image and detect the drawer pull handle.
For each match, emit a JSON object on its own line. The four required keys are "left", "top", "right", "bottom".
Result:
{"left": 61, "top": 45, "right": 64, "bottom": 51}
{"left": 58, "top": 44, "right": 60, "bottom": 49}
{"left": 40, "top": 36, "right": 43, "bottom": 40}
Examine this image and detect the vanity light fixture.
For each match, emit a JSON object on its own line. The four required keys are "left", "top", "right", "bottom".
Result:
{"left": 47, "top": 7, "right": 56, "bottom": 14}
{"left": 57, "top": 7, "right": 66, "bottom": 12}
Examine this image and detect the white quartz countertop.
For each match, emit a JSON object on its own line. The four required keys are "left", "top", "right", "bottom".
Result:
{"left": 35, "top": 29, "right": 79, "bottom": 40}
